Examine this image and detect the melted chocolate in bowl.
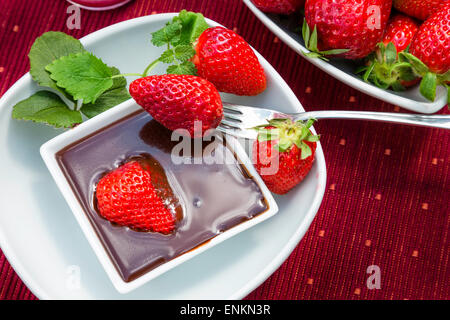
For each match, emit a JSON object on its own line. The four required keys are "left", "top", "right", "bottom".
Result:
{"left": 56, "top": 110, "right": 268, "bottom": 282}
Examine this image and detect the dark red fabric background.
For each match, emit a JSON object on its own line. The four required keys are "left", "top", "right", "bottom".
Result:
{"left": 0, "top": 0, "right": 448, "bottom": 300}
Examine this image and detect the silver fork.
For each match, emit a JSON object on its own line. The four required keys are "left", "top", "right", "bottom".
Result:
{"left": 218, "top": 102, "right": 450, "bottom": 140}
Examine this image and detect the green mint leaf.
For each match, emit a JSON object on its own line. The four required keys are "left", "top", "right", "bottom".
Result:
{"left": 12, "top": 91, "right": 82, "bottom": 128}
{"left": 159, "top": 49, "right": 175, "bottom": 63}
{"left": 167, "top": 61, "right": 197, "bottom": 75}
{"left": 174, "top": 45, "right": 196, "bottom": 62}
{"left": 151, "top": 20, "right": 182, "bottom": 47}
{"left": 29, "top": 31, "right": 85, "bottom": 99}
{"left": 108, "top": 67, "right": 127, "bottom": 89}
{"left": 174, "top": 10, "right": 209, "bottom": 46}
{"left": 80, "top": 87, "right": 129, "bottom": 118}
{"left": 45, "top": 52, "right": 113, "bottom": 104}
{"left": 80, "top": 67, "right": 130, "bottom": 118}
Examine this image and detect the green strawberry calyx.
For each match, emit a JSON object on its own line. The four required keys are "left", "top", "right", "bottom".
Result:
{"left": 301, "top": 20, "right": 349, "bottom": 62}
{"left": 356, "top": 42, "right": 418, "bottom": 92}
{"left": 253, "top": 118, "right": 320, "bottom": 159}
{"left": 399, "top": 52, "right": 450, "bottom": 103}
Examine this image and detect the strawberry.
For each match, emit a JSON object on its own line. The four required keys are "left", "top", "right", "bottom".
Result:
{"left": 382, "top": 14, "right": 420, "bottom": 53}
{"left": 356, "top": 14, "right": 420, "bottom": 90}
{"left": 129, "top": 74, "right": 223, "bottom": 137}
{"left": 251, "top": 0, "right": 306, "bottom": 14}
{"left": 252, "top": 119, "right": 319, "bottom": 195}
{"left": 400, "top": 3, "right": 450, "bottom": 102}
{"left": 95, "top": 161, "right": 175, "bottom": 234}
{"left": 303, "top": 0, "right": 392, "bottom": 60}
{"left": 393, "top": 0, "right": 449, "bottom": 21}
{"left": 192, "top": 26, "right": 267, "bottom": 96}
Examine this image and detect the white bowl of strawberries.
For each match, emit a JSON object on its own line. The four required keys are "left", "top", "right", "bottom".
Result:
{"left": 244, "top": 0, "right": 449, "bottom": 114}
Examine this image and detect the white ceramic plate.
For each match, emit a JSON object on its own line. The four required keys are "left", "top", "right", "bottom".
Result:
{"left": 0, "top": 13, "right": 326, "bottom": 299}
{"left": 243, "top": 0, "right": 447, "bottom": 114}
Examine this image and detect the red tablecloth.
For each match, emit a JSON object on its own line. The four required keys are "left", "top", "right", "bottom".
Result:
{"left": 0, "top": 0, "right": 448, "bottom": 300}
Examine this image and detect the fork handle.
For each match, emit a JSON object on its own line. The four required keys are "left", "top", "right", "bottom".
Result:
{"left": 293, "top": 111, "right": 450, "bottom": 129}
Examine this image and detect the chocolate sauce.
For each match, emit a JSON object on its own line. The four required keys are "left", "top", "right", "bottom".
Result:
{"left": 56, "top": 110, "right": 268, "bottom": 282}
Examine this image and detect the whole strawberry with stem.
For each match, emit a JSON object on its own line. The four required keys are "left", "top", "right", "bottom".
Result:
{"left": 192, "top": 26, "right": 267, "bottom": 96}
{"left": 252, "top": 118, "right": 319, "bottom": 195}
{"left": 144, "top": 11, "right": 266, "bottom": 96}
{"left": 357, "top": 14, "right": 420, "bottom": 90}
{"left": 400, "top": 3, "right": 450, "bottom": 102}
{"left": 303, "top": 0, "right": 392, "bottom": 60}
{"left": 96, "top": 161, "right": 176, "bottom": 234}
{"left": 251, "top": 0, "right": 306, "bottom": 14}
{"left": 129, "top": 74, "right": 223, "bottom": 137}
{"left": 393, "top": 0, "right": 449, "bottom": 21}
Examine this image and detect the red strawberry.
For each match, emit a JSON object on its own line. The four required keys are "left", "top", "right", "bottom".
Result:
{"left": 252, "top": 119, "right": 319, "bottom": 195}
{"left": 357, "top": 14, "right": 420, "bottom": 90}
{"left": 304, "top": 0, "right": 392, "bottom": 60}
{"left": 96, "top": 161, "right": 175, "bottom": 234}
{"left": 393, "top": 0, "right": 449, "bottom": 21}
{"left": 192, "top": 26, "right": 267, "bottom": 96}
{"left": 251, "top": 0, "right": 305, "bottom": 14}
{"left": 129, "top": 74, "right": 223, "bottom": 137}
{"left": 409, "top": 4, "right": 450, "bottom": 74}
{"left": 400, "top": 3, "right": 450, "bottom": 101}
{"left": 382, "top": 14, "right": 419, "bottom": 53}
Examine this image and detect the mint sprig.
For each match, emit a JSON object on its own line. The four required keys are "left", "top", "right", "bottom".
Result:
{"left": 143, "top": 10, "right": 209, "bottom": 76}
{"left": 12, "top": 11, "right": 210, "bottom": 129}
{"left": 12, "top": 32, "right": 130, "bottom": 128}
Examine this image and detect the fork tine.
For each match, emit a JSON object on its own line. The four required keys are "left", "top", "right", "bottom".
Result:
{"left": 223, "top": 113, "right": 243, "bottom": 122}
{"left": 222, "top": 103, "right": 244, "bottom": 114}
{"left": 217, "top": 124, "right": 257, "bottom": 140}
{"left": 220, "top": 118, "right": 245, "bottom": 129}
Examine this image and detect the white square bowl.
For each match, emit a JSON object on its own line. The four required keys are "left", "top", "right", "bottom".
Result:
{"left": 243, "top": 0, "right": 448, "bottom": 114}
{"left": 39, "top": 98, "right": 279, "bottom": 294}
